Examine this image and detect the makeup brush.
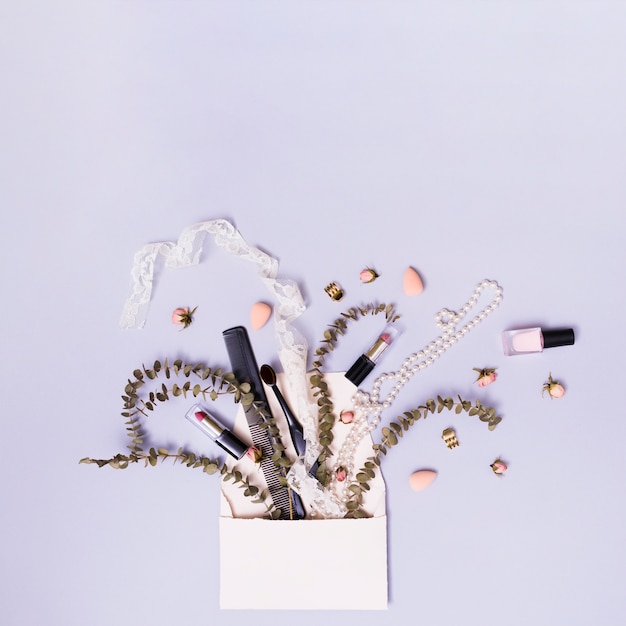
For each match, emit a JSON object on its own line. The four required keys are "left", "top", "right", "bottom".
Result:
{"left": 259, "top": 363, "right": 308, "bottom": 519}
{"left": 260, "top": 364, "right": 306, "bottom": 458}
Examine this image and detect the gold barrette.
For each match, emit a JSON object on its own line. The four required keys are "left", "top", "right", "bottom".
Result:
{"left": 324, "top": 282, "right": 344, "bottom": 301}
{"left": 442, "top": 428, "right": 459, "bottom": 449}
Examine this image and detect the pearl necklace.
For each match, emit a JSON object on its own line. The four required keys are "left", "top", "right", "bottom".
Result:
{"left": 329, "top": 279, "right": 503, "bottom": 502}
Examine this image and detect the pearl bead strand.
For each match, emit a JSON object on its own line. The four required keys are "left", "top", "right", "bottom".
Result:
{"left": 329, "top": 280, "right": 503, "bottom": 502}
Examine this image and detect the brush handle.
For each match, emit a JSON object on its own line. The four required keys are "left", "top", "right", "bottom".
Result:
{"left": 271, "top": 385, "right": 306, "bottom": 458}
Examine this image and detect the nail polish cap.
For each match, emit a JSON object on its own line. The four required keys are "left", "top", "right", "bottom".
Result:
{"left": 542, "top": 328, "right": 575, "bottom": 349}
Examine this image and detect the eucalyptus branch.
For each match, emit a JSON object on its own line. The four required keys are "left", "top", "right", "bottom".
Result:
{"left": 81, "top": 357, "right": 291, "bottom": 518}
{"left": 343, "top": 394, "right": 503, "bottom": 518}
{"left": 79, "top": 448, "right": 222, "bottom": 472}
{"left": 310, "top": 303, "right": 400, "bottom": 485}
{"left": 128, "top": 358, "right": 290, "bottom": 473}
{"left": 79, "top": 448, "right": 277, "bottom": 516}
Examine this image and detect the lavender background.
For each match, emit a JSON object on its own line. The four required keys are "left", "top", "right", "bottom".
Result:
{"left": 2, "top": 2, "right": 625, "bottom": 625}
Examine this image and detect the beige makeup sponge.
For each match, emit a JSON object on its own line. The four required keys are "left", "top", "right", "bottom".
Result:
{"left": 409, "top": 469, "right": 437, "bottom": 492}
{"left": 403, "top": 267, "right": 424, "bottom": 296}
{"left": 250, "top": 302, "right": 272, "bottom": 330}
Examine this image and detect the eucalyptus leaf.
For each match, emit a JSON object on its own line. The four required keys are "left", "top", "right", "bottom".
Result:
{"left": 390, "top": 422, "right": 403, "bottom": 436}
{"left": 241, "top": 393, "right": 255, "bottom": 406}
{"left": 385, "top": 431, "right": 398, "bottom": 446}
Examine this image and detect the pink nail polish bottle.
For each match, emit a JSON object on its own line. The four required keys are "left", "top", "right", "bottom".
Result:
{"left": 502, "top": 327, "right": 575, "bottom": 356}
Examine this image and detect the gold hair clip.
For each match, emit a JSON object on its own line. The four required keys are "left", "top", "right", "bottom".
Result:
{"left": 442, "top": 428, "right": 459, "bottom": 449}
{"left": 324, "top": 282, "right": 344, "bottom": 301}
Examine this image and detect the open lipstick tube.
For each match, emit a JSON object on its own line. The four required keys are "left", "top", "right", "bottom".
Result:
{"left": 185, "top": 404, "right": 249, "bottom": 460}
{"left": 345, "top": 323, "right": 400, "bottom": 386}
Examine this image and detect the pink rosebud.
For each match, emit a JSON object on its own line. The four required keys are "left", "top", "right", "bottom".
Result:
{"left": 340, "top": 410, "right": 355, "bottom": 424}
{"left": 172, "top": 308, "right": 188, "bottom": 324}
{"left": 549, "top": 383, "right": 566, "bottom": 398}
{"left": 542, "top": 374, "right": 566, "bottom": 399}
{"left": 359, "top": 268, "right": 379, "bottom": 284}
{"left": 473, "top": 367, "right": 497, "bottom": 387}
{"left": 246, "top": 446, "right": 263, "bottom": 463}
{"left": 171, "top": 306, "right": 197, "bottom": 329}
{"left": 478, "top": 372, "right": 498, "bottom": 387}
{"left": 490, "top": 459, "right": 508, "bottom": 475}
{"left": 336, "top": 466, "right": 347, "bottom": 482}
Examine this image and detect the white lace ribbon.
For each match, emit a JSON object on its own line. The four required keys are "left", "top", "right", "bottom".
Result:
{"left": 119, "top": 219, "right": 323, "bottom": 481}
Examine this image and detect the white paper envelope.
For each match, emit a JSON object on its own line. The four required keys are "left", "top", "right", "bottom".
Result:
{"left": 219, "top": 516, "right": 387, "bottom": 610}
{"left": 219, "top": 372, "right": 388, "bottom": 610}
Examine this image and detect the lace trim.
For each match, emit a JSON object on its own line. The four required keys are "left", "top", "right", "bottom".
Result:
{"left": 119, "top": 219, "right": 323, "bottom": 481}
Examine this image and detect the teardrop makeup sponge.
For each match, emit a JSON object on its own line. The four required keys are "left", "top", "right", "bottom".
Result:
{"left": 403, "top": 267, "right": 424, "bottom": 296}
{"left": 250, "top": 302, "right": 272, "bottom": 330}
{"left": 409, "top": 469, "right": 437, "bottom": 492}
